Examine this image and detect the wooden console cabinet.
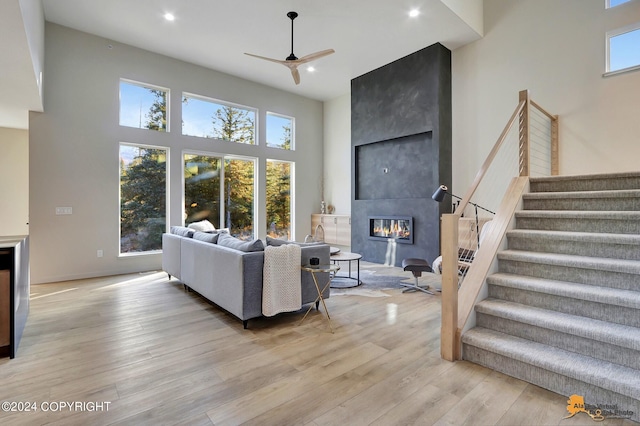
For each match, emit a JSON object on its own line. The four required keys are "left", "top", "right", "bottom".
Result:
{"left": 0, "top": 236, "right": 29, "bottom": 359}
{"left": 0, "top": 270, "right": 9, "bottom": 349}
{"left": 311, "top": 214, "right": 351, "bottom": 246}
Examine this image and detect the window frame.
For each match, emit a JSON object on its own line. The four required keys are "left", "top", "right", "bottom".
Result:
{"left": 182, "top": 150, "right": 258, "bottom": 240}
{"left": 604, "top": 22, "right": 640, "bottom": 76}
{"left": 181, "top": 92, "right": 258, "bottom": 144}
{"left": 266, "top": 111, "right": 295, "bottom": 150}
{"left": 266, "top": 159, "right": 295, "bottom": 240}
{"left": 182, "top": 150, "right": 225, "bottom": 228}
{"left": 223, "top": 155, "right": 258, "bottom": 240}
{"left": 119, "top": 79, "right": 170, "bottom": 132}
{"left": 119, "top": 142, "right": 170, "bottom": 256}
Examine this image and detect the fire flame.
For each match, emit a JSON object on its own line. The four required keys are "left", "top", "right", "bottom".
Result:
{"left": 372, "top": 221, "right": 410, "bottom": 239}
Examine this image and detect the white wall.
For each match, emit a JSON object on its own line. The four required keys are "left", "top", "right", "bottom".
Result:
{"left": 322, "top": 0, "right": 640, "bottom": 226}
{"left": 0, "top": 127, "right": 29, "bottom": 236}
{"left": 441, "top": 0, "right": 484, "bottom": 37}
{"left": 29, "top": 23, "right": 324, "bottom": 284}
{"left": 323, "top": 94, "right": 351, "bottom": 215}
{"left": 452, "top": 0, "right": 640, "bottom": 190}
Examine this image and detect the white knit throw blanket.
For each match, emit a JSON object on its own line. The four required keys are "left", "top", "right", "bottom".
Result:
{"left": 262, "top": 244, "right": 302, "bottom": 317}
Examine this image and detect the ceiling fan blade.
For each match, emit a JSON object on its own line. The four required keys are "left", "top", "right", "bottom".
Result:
{"left": 245, "top": 12, "right": 333, "bottom": 85}
{"left": 244, "top": 52, "right": 288, "bottom": 65}
{"left": 290, "top": 67, "right": 301, "bottom": 85}
{"left": 296, "top": 49, "right": 335, "bottom": 64}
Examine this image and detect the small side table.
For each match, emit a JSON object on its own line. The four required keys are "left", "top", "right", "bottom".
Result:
{"left": 300, "top": 264, "right": 340, "bottom": 333}
{"left": 330, "top": 251, "right": 362, "bottom": 288}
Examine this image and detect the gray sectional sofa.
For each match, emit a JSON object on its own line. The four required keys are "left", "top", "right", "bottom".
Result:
{"left": 162, "top": 227, "right": 331, "bottom": 328}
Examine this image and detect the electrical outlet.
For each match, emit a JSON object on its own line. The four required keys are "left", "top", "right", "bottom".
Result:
{"left": 55, "top": 207, "right": 73, "bottom": 215}
{"left": 97, "top": 250, "right": 103, "bottom": 258}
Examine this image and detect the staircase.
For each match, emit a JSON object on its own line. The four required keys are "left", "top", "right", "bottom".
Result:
{"left": 461, "top": 172, "right": 640, "bottom": 422}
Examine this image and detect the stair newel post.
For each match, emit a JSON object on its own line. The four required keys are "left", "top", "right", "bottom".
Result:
{"left": 441, "top": 213, "right": 460, "bottom": 361}
{"left": 518, "top": 90, "right": 530, "bottom": 177}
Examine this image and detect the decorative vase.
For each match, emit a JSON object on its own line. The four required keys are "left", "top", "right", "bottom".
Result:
{"left": 321, "top": 200, "right": 326, "bottom": 214}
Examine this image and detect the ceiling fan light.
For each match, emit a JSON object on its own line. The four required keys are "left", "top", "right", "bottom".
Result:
{"left": 409, "top": 9, "right": 420, "bottom": 18}
{"left": 164, "top": 13, "right": 175, "bottom": 21}
{"left": 307, "top": 66, "right": 315, "bottom": 72}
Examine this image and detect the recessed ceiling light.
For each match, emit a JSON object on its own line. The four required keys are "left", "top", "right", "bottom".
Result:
{"left": 164, "top": 13, "right": 175, "bottom": 21}
{"left": 307, "top": 66, "right": 316, "bottom": 72}
{"left": 409, "top": 9, "right": 420, "bottom": 18}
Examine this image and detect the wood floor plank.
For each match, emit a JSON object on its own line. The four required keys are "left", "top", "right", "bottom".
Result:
{"left": 432, "top": 370, "right": 528, "bottom": 425}
{"left": 0, "top": 264, "right": 595, "bottom": 425}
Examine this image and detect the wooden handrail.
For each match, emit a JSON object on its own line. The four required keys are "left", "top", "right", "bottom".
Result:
{"left": 440, "top": 90, "right": 559, "bottom": 361}
{"left": 454, "top": 100, "right": 526, "bottom": 216}
{"left": 530, "top": 99, "right": 556, "bottom": 121}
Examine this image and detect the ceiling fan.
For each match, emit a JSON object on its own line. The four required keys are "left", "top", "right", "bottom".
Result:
{"left": 245, "top": 11, "right": 335, "bottom": 85}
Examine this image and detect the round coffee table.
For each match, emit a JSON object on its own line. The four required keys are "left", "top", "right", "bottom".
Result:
{"left": 330, "top": 251, "right": 362, "bottom": 288}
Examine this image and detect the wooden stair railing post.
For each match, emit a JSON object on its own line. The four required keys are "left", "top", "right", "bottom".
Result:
{"left": 518, "top": 89, "right": 530, "bottom": 177}
{"left": 551, "top": 114, "right": 559, "bottom": 175}
{"left": 440, "top": 213, "right": 460, "bottom": 361}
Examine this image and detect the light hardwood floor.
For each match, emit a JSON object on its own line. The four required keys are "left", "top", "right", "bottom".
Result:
{"left": 0, "top": 264, "right": 635, "bottom": 425}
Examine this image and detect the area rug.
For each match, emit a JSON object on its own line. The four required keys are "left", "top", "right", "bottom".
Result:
{"left": 330, "top": 263, "right": 441, "bottom": 298}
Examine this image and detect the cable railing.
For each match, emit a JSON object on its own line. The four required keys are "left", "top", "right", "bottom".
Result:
{"left": 440, "top": 90, "right": 558, "bottom": 361}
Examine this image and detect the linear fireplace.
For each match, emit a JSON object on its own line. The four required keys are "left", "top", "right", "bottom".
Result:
{"left": 369, "top": 216, "right": 413, "bottom": 244}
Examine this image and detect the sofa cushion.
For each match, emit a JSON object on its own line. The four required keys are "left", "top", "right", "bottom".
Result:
{"left": 192, "top": 231, "right": 220, "bottom": 244}
{"left": 218, "top": 233, "right": 265, "bottom": 252}
{"left": 187, "top": 219, "right": 216, "bottom": 233}
{"left": 170, "top": 226, "right": 195, "bottom": 238}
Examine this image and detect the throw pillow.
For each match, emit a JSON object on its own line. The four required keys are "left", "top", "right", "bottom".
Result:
{"left": 266, "top": 236, "right": 291, "bottom": 246}
{"left": 192, "top": 231, "right": 220, "bottom": 244}
{"left": 188, "top": 220, "right": 216, "bottom": 233}
{"left": 211, "top": 227, "right": 230, "bottom": 234}
{"left": 266, "top": 236, "right": 323, "bottom": 247}
{"left": 170, "top": 226, "right": 195, "bottom": 238}
{"left": 217, "top": 232, "right": 265, "bottom": 252}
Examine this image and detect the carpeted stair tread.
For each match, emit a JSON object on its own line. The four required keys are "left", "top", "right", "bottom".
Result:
{"left": 462, "top": 327, "right": 640, "bottom": 399}
{"left": 515, "top": 210, "right": 640, "bottom": 220}
{"left": 487, "top": 272, "right": 640, "bottom": 310}
{"left": 530, "top": 172, "right": 640, "bottom": 192}
{"left": 497, "top": 250, "right": 640, "bottom": 274}
{"left": 523, "top": 189, "right": 640, "bottom": 200}
{"left": 506, "top": 229, "right": 640, "bottom": 245}
{"left": 475, "top": 298, "right": 640, "bottom": 351}
{"left": 531, "top": 171, "right": 640, "bottom": 183}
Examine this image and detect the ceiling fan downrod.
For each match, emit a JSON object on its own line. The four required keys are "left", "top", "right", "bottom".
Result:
{"left": 286, "top": 11, "right": 298, "bottom": 61}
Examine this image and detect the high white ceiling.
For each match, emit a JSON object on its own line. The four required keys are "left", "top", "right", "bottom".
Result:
{"left": 1, "top": 0, "right": 483, "bottom": 129}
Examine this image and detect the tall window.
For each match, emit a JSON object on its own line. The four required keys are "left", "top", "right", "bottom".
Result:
{"left": 224, "top": 157, "right": 255, "bottom": 240}
{"left": 184, "top": 153, "right": 221, "bottom": 227}
{"left": 120, "top": 144, "right": 167, "bottom": 254}
{"left": 607, "top": 25, "right": 640, "bottom": 73}
{"left": 266, "top": 112, "right": 294, "bottom": 150}
{"left": 119, "top": 80, "right": 169, "bottom": 131}
{"left": 182, "top": 94, "right": 256, "bottom": 144}
{"left": 266, "top": 160, "right": 293, "bottom": 239}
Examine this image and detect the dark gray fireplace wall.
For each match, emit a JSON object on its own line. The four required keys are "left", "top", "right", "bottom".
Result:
{"left": 351, "top": 43, "right": 452, "bottom": 266}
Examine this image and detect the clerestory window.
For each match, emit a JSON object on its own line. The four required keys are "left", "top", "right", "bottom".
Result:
{"left": 606, "top": 24, "right": 640, "bottom": 74}
{"left": 182, "top": 93, "right": 256, "bottom": 144}
{"left": 119, "top": 80, "right": 169, "bottom": 132}
{"left": 266, "top": 112, "right": 294, "bottom": 150}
